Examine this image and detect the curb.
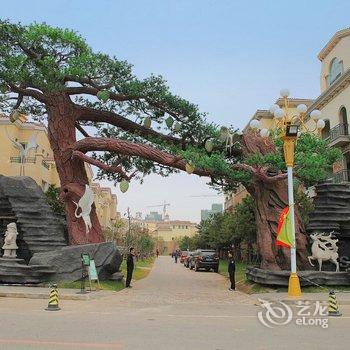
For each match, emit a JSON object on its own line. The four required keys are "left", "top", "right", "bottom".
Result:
{"left": 255, "top": 297, "right": 350, "bottom": 305}
{"left": 0, "top": 291, "right": 111, "bottom": 301}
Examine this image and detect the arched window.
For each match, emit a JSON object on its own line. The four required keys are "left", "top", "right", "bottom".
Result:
{"left": 328, "top": 58, "right": 342, "bottom": 86}
{"left": 322, "top": 119, "right": 330, "bottom": 139}
{"left": 340, "top": 106, "right": 348, "bottom": 124}
{"left": 339, "top": 107, "right": 348, "bottom": 135}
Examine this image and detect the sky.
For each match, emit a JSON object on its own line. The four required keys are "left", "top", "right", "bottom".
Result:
{"left": 2, "top": 0, "right": 350, "bottom": 222}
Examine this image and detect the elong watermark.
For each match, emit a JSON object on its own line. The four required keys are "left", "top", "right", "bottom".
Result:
{"left": 258, "top": 299, "right": 329, "bottom": 329}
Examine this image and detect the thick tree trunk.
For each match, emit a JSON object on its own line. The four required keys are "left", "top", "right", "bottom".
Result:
{"left": 242, "top": 134, "right": 309, "bottom": 271}
{"left": 46, "top": 94, "right": 103, "bottom": 245}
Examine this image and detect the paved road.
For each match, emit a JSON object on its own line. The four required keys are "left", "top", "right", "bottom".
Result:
{"left": 0, "top": 256, "right": 350, "bottom": 350}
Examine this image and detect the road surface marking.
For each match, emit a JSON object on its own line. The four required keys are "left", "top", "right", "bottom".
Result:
{"left": 0, "top": 339, "right": 122, "bottom": 349}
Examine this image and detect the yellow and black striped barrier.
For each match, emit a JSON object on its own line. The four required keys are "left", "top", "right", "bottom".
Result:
{"left": 45, "top": 284, "right": 61, "bottom": 311}
{"left": 328, "top": 290, "right": 341, "bottom": 317}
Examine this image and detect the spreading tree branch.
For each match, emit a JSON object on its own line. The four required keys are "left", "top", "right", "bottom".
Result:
{"left": 8, "top": 84, "right": 46, "bottom": 103}
{"left": 72, "top": 150, "right": 135, "bottom": 180}
{"left": 73, "top": 137, "right": 211, "bottom": 177}
{"left": 75, "top": 122, "right": 91, "bottom": 137}
{"left": 77, "top": 106, "right": 183, "bottom": 146}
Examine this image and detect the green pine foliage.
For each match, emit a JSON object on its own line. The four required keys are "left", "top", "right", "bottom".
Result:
{"left": 0, "top": 20, "right": 341, "bottom": 192}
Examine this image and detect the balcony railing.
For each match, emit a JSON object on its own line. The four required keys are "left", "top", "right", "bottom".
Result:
{"left": 332, "top": 169, "right": 350, "bottom": 183}
{"left": 329, "top": 123, "right": 349, "bottom": 143}
{"left": 10, "top": 157, "right": 36, "bottom": 164}
{"left": 41, "top": 160, "right": 50, "bottom": 170}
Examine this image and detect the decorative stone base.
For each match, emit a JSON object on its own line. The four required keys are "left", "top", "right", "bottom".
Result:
{"left": 109, "top": 272, "right": 124, "bottom": 281}
{"left": 29, "top": 242, "right": 122, "bottom": 282}
{"left": 0, "top": 257, "right": 55, "bottom": 284}
{"left": 246, "top": 266, "right": 350, "bottom": 286}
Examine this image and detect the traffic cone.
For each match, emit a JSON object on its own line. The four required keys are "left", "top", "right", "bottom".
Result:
{"left": 328, "top": 290, "right": 341, "bottom": 316}
{"left": 45, "top": 284, "right": 60, "bottom": 311}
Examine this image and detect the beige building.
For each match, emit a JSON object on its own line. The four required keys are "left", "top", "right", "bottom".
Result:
{"left": 91, "top": 182, "right": 118, "bottom": 229}
{"left": 130, "top": 216, "right": 198, "bottom": 254}
{"left": 0, "top": 113, "right": 60, "bottom": 190}
{"left": 306, "top": 27, "right": 350, "bottom": 182}
{"left": 150, "top": 220, "right": 198, "bottom": 254}
{"left": 0, "top": 114, "right": 118, "bottom": 229}
{"left": 225, "top": 28, "right": 350, "bottom": 211}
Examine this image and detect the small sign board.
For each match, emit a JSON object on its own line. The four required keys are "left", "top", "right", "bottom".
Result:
{"left": 82, "top": 253, "right": 91, "bottom": 266}
{"left": 88, "top": 259, "right": 98, "bottom": 281}
{"left": 88, "top": 259, "right": 100, "bottom": 291}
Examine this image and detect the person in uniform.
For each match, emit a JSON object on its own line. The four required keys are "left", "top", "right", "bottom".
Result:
{"left": 228, "top": 250, "right": 236, "bottom": 291}
{"left": 126, "top": 247, "right": 135, "bottom": 288}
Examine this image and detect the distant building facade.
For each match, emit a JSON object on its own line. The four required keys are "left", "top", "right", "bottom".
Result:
{"left": 145, "top": 211, "right": 162, "bottom": 221}
{"left": 200, "top": 203, "right": 223, "bottom": 221}
{"left": 0, "top": 114, "right": 118, "bottom": 229}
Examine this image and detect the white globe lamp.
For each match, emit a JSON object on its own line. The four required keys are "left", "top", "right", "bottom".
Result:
{"left": 296, "top": 104, "right": 307, "bottom": 114}
{"left": 280, "top": 89, "right": 290, "bottom": 98}
{"left": 249, "top": 119, "right": 260, "bottom": 129}
{"left": 269, "top": 104, "right": 279, "bottom": 114}
{"left": 274, "top": 108, "right": 285, "bottom": 119}
{"left": 310, "top": 109, "right": 322, "bottom": 120}
{"left": 260, "top": 128, "right": 270, "bottom": 138}
{"left": 317, "top": 119, "right": 326, "bottom": 129}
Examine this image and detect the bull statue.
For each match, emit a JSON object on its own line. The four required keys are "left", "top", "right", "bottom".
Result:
{"left": 308, "top": 232, "right": 339, "bottom": 272}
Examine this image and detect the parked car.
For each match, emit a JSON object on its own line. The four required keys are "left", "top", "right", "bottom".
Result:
{"left": 189, "top": 249, "right": 219, "bottom": 272}
{"left": 184, "top": 251, "right": 195, "bottom": 268}
{"left": 180, "top": 251, "right": 189, "bottom": 264}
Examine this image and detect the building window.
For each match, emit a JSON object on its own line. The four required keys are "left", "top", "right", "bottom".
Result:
{"left": 339, "top": 106, "right": 348, "bottom": 125}
{"left": 328, "top": 58, "right": 342, "bottom": 86}
{"left": 322, "top": 119, "right": 330, "bottom": 139}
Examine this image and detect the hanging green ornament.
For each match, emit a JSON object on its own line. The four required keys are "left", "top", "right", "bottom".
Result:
{"left": 165, "top": 116, "right": 174, "bottom": 128}
{"left": 205, "top": 140, "right": 213, "bottom": 153}
{"left": 185, "top": 163, "right": 195, "bottom": 174}
{"left": 97, "top": 90, "right": 110, "bottom": 102}
{"left": 174, "top": 122, "right": 181, "bottom": 132}
{"left": 120, "top": 179, "right": 130, "bottom": 193}
{"left": 144, "top": 117, "right": 152, "bottom": 128}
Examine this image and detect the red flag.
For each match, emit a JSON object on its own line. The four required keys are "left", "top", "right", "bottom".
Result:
{"left": 276, "top": 207, "right": 293, "bottom": 248}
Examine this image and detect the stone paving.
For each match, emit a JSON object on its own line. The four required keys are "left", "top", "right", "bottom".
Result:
{"left": 112, "top": 256, "right": 255, "bottom": 306}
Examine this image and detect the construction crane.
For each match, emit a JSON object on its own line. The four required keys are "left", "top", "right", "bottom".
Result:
{"left": 147, "top": 200, "right": 170, "bottom": 220}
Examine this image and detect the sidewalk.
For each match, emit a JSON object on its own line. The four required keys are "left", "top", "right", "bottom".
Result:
{"left": 0, "top": 285, "right": 114, "bottom": 300}
{"left": 255, "top": 291, "right": 350, "bottom": 305}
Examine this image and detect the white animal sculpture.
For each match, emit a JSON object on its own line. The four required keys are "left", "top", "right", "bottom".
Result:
{"left": 73, "top": 185, "right": 94, "bottom": 234}
{"left": 308, "top": 232, "right": 339, "bottom": 272}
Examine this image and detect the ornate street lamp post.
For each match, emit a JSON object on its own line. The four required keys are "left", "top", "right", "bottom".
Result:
{"left": 250, "top": 89, "right": 325, "bottom": 297}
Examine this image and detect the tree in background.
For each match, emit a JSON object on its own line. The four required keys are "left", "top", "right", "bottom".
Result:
{"left": 101, "top": 217, "right": 126, "bottom": 244}
{"left": 135, "top": 233, "right": 155, "bottom": 258}
{"left": 0, "top": 21, "right": 340, "bottom": 269}
{"left": 45, "top": 184, "right": 65, "bottom": 216}
{"left": 196, "top": 196, "right": 257, "bottom": 262}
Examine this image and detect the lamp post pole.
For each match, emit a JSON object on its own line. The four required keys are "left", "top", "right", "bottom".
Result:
{"left": 287, "top": 166, "right": 297, "bottom": 275}
{"left": 250, "top": 88, "right": 325, "bottom": 298}
{"left": 283, "top": 132, "right": 302, "bottom": 297}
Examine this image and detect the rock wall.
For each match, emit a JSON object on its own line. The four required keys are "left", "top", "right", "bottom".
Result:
{"left": 307, "top": 182, "right": 350, "bottom": 266}
{"left": 246, "top": 266, "right": 350, "bottom": 286}
{"left": 29, "top": 242, "right": 122, "bottom": 281}
{"left": 0, "top": 176, "right": 67, "bottom": 262}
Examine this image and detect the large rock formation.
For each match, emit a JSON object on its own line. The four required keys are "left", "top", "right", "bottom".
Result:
{"left": 29, "top": 242, "right": 122, "bottom": 281}
{"left": 0, "top": 176, "right": 67, "bottom": 262}
{"left": 307, "top": 182, "right": 350, "bottom": 269}
{"left": 0, "top": 176, "right": 122, "bottom": 284}
{"left": 0, "top": 257, "right": 55, "bottom": 284}
{"left": 246, "top": 266, "right": 350, "bottom": 286}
